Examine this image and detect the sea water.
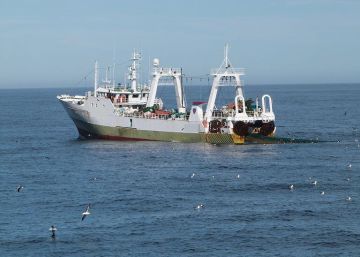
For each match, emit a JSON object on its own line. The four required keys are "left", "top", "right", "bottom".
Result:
{"left": 0, "top": 84, "right": 359, "bottom": 256}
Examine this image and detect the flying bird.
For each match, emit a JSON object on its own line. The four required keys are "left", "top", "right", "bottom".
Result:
{"left": 81, "top": 204, "right": 91, "bottom": 221}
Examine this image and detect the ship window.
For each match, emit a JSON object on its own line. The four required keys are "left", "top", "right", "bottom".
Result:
{"left": 133, "top": 94, "right": 139, "bottom": 98}
{"left": 143, "top": 94, "right": 146, "bottom": 97}
{"left": 91, "top": 103, "right": 94, "bottom": 107}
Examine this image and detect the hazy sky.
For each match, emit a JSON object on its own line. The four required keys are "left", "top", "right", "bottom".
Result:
{"left": 0, "top": 0, "right": 359, "bottom": 88}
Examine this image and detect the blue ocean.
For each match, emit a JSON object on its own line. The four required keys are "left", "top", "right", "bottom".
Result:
{"left": 0, "top": 84, "right": 359, "bottom": 256}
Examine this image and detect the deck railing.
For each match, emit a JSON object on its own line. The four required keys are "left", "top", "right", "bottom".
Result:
{"left": 153, "top": 68, "right": 182, "bottom": 75}
{"left": 210, "top": 110, "right": 260, "bottom": 119}
{"left": 210, "top": 68, "right": 245, "bottom": 75}
{"left": 114, "top": 110, "right": 187, "bottom": 121}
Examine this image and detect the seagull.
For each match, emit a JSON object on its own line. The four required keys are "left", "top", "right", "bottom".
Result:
{"left": 81, "top": 204, "right": 91, "bottom": 221}
{"left": 348, "top": 164, "right": 352, "bottom": 169}
{"left": 17, "top": 185, "right": 24, "bottom": 192}
{"left": 289, "top": 184, "right": 294, "bottom": 191}
{"left": 346, "top": 177, "right": 351, "bottom": 181}
{"left": 191, "top": 173, "right": 195, "bottom": 179}
{"left": 346, "top": 196, "right": 352, "bottom": 202}
{"left": 195, "top": 204, "right": 205, "bottom": 210}
{"left": 320, "top": 191, "right": 325, "bottom": 195}
{"left": 312, "top": 180, "right": 318, "bottom": 186}
{"left": 49, "top": 225, "right": 57, "bottom": 238}
{"left": 237, "top": 174, "right": 240, "bottom": 179}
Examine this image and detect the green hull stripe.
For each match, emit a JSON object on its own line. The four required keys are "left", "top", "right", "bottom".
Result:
{"left": 72, "top": 119, "right": 318, "bottom": 144}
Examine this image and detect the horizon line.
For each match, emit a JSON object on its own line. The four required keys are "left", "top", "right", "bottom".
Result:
{"left": 0, "top": 82, "right": 359, "bottom": 90}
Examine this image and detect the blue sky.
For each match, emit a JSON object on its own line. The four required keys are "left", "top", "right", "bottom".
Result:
{"left": 0, "top": 0, "right": 359, "bottom": 88}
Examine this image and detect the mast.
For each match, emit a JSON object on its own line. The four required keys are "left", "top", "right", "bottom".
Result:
{"left": 225, "top": 43, "right": 230, "bottom": 68}
{"left": 94, "top": 60, "right": 98, "bottom": 96}
{"left": 180, "top": 67, "right": 186, "bottom": 108}
{"left": 129, "top": 50, "right": 141, "bottom": 92}
{"left": 112, "top": 45, "right": 116, "bottom": 87}
{"left": 103, "top": 66, "right": 111, "bottom": 84}
{"left": 112, "top": 63, "right": 115, "bottom": 87}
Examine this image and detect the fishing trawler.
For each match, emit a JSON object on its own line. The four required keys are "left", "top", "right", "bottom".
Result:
{"left": 58, "top": 45, "right": 276, "bottom": 144}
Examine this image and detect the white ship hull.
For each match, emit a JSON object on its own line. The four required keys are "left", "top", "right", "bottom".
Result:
{"left": 59, "top": 96, "right": 280, "bottom": 144}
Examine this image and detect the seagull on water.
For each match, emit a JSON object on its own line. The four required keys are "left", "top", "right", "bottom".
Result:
{"left": 195, "top": 204, "right": 205, "bottom": 210}
{"left": 348, "top": 164, "right": 352, "bottom": 169}
{"left": 17, "top": 185, "right": 24, "bottom": 192}
{"left": 81, "top": 204, "right": 91, "bottom": 221}
{"left": 312, "top": 180, "right": 318, "bottom": 186}
{"left": 191, "top": 173, "right": 195, "bottom": 179}
{"left": 346, "top": 196, "right": 352, "bottom": 202}
{"left": 289, "top": 184, "right": 294, "bottom": 191}
{"left": 49, "top": 225, "right": 57, "bottom": 238}
{"left": 237, "top": 174, "right": 240, "bottom": 179}
{"left": 320, "top": 191, "right": 325, "bottom": 195}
